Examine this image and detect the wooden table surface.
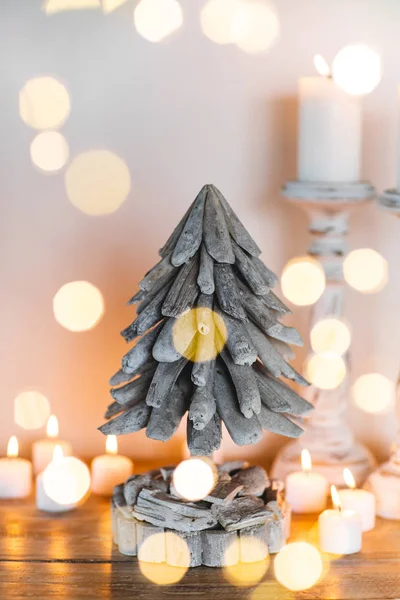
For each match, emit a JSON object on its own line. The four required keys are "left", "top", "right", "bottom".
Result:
{"left": 1, "top": 494, "right": 400, "bottom": 600}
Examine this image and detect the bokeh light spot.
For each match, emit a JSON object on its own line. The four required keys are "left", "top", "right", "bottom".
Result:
{"left": 274, "top": 542, "right": 323, "bottom": 591}
{"left": 234, "top": 0, "right": 280, "bottom": 55}
{"left": 43, "top": 0, "right": 100, "bottom": 13}
{"left": 30, "top": 132, "right": 69, "bottom": 173}
{"left": 173, "top": 457, "right": 217, "bottom": 501}
{"left": 139, "top": 532, "right": 188, "bottom": 584}
{"left": 43, "top": 456, "right": 91, "bottom": 505}
{"left": 305, "top": 353, "right": 346, "bottom": 390}
{"left": 332, "top": 44, "right": 381, "bottom": 95}
{"left": 134, "top": 0, "right": 183, "bottom": 43}
{"left": 352, "top": 373, "right": 395, "bottom": 414}
{"left": 281, "top": 256, "right": 325, "bottom": 306}
{"left": 102, "top": 0, "right": 128, "bottom": 12}
{"left": 14, "top": 391, "right": 51, "bottom": 430}
{"left": 200, "top": 0, "right": 245, "bottom": 45}
{"left": 53, "top": 281, "right": 104, "bottom": 332}
{"left": 173, "top": 308, "right": 227, "bottom": 362}
{"left": 65, "top": 150, "right": 131, "bottom": 215}
{"left": 343, "top": 248, "right": 388, "bottom": 294}
{"left": 19, "top": 77, "right": 70, "bottom": 130}
{"left": 223, "top": 537, "right": 269, "bottom": 586}
{"left": 310, "top": 318, "right": 351, "bottom": 356}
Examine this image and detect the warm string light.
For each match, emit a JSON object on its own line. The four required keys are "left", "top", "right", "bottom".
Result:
{"left": 7, "top": 436, "right": 19, "bottom": 458}
{"left": 281, "top": 256, "right": 326, "bottom": 307}
{"left": 47, "top": 415, "right": 59, "bottom": 439}
{"left": 344, "top": 248, "right": 388, "bottom": 294}
{"left": 343, "top": 468, "right": 356, "bottom": 490}
{"left": 53, "top": 281, "right": 104, "bottom": 332}
{"left": 106, "top": 435, "right": 118, "bottom": 455}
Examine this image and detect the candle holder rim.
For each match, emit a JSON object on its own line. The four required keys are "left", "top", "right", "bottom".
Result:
{"left": 282, "top": 180, "right": 376, "bottom": 205}
{"left": 378, "top": 189, "right": 400, "bottom": 214}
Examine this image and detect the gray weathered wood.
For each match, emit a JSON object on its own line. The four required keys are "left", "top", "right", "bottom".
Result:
{"left": 214, "top": 367, "right": 262, "bottom": 446}
{"left": 122, "top": 286, "right": 169, "bottom": 341}
{"left": 267, "top": 322, "right": 304, "bottom": 347}
{"left": 261, "top": 289, "right": 291, "bottom": 315}
{"left": 211, "top": 496, "right": 269, "bottom": 531}
{"left": 165, "top": 529, "right": 202, "bottom": 567}
{"left": 232, "top": 240, "right": 269, "bottom": 295}
{"left": 172, "top": 187, "right": 206, "bottom": 267}
{"left": 215, "top": 264, "right": 246, "bottom": 320}
{"left": 117, "top": 513, "right": 137, "bottom": 556}
{"left": 152, "top": 313, "right": 196, "bottom": 362}
{"left": 251, "top": 255, "right": 279, "bottom": 287}
{"left": 124, "top": 474, "right": 152, "bottom": 506}
{"left": 162, "top": 256, "right": 199, "bottom": 318}
{"left": 122, "top": 322, "right": 163, "bottom": 372}
{"left": 159, "top": 201, "right": 194, "bottom": 257}
{"left": 146, "top": 358, "right": 188, "bottom": 408}
{"left": 127, "top": 288, "right": 146, "bottom": 305}
{"left": 109, "top": 369, "right": 136, "bottom": 387}
{"left": 255, "top": 364, "right": 312, "bottom": 415}
{"left": 203, "top": 186, "right": 235, "bottom": 264}
{"left": 201, "top": 529, "right": 239, "bottom": 567}
{"left": 231, "top": 466, "right": 269, "bottom": 497}
{"left": 187, "top": 412, "right": 222, "bottom": 456}
{"left": 257, "top": 404, "right": 304, "bottom": 438}
{"left": 265, "top": 501, "right": 286, "bottom": 553}
{"left": 98, "top": 399, "right": 151, "bottom": 435}
{"left": 160, "top": 466, "right": 176, "bottom": 482}
{"left": 215, "top": 305, "right": 257, "bottom": 366}
{"left": 254, "top": 369, "right": 292, "bottom": 413}
{"left": 139, "top": 255, "right": 177, "bottom": 292}
{"left": 192, "top": 296, "right": 216, "bottom": 386}
{"left": 111, "top": 370, "right": 155, "bottom": 405}
{"left": 214, "top": 185, "right": 261, "bottom": 257}
{"left": 136, "top": 273, "right": 175, "bottom": 315}
{"left": 104, "top": 401, "right": 125, "bottom": 419}
{"left": 188, "top": 381, "right": 216, "bottom": 430}
{"left": 268, "top": 337, "right": 295, "bottom": 361}
{"left": 133, "top": 489, "right": 217, "bottom": 533}
{"left": 218, "top": 461, "right": 250, "bottom": 474}
{"left": 221, "top": 349, "right": 261, "bottom": 418}
{"left": 237, "top": 279, "right": 279, "bottom": 331}
{"left": 203, "top": 481, "right": 244, "bottom": 505}
{"left": 197, "top": 244, "right": 215, "bottom": 294}
{"left": 146, "top": 385, "right": 187, "bottom": 441}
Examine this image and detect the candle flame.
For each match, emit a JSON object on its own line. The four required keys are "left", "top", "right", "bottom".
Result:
{"left": 331, "top": 484, "right": 341, "bottom": 511}
{"left": 314, "top": 54, "right": 331, "bottom": 77}
{"left": 47, "top": 415, "right": 59, "bottom": 438}
{"left": 301, "top": 448, "right": 312, "bottom": 473}
{"left": 106, "top": 434, "right": 118, "bottom": 455}
{"left": 53, "top": 445, "right": 64, "bottom": 462}
{"left": 343, "top": 467, "right": 356, "bottom": 489}
{"left": 7, "top": 436, "right": 19, "bottom": 458}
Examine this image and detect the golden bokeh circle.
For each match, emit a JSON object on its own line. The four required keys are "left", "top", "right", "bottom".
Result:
{"left": 332, "top": 44, "right": 381, "bottom": 96}
{"left": 173, "top": 308, "right": 227, "bottom": 362}
{"left": 134, "top": 0, "right": 183, "bottom": 43}
{"left": 173, "top": 457, "right": 217, "bottom": 501}
{"left": 234, "top": 1, "right": 280, "bottom": 55}
{"left": 281, "top": 256, "right": 326, "bottom": 306}
{"left": 43, "top": 456, "right": 91, "bottom": 505}
{"left": 200, "top": 0, "right": 245, "bottom": 45}
{"left": 14, "top": 391, "right": 51, "bottom": 430}
{"left": 30, "top": 131, "right": 69, "bottom": 173}
{"left": 65, "top": 150, "right": 131, "bottom": 216}
{"left": 19, "top": 76, "right": 71, "bottom": 130}
{"left": 53, "top": 281, "right": 104, "bottom": 332}
{"left": 223, "top": 536, "right": 269, "bottom": 587}
{"left": 343, "top": 248, "right": 388, "bottom": 294}
{"left": 305, "top": 352, "right": 346, "bottom": 390}
{"left": 138, "top": 532, "right": 189, "bottom": 585}
{"left": 352, "top": 373, "right": 395, "bottom": 414}
{"left": 274, "top": 542, "right": 323, "bottom": 591}
{"left": 310, "top": 317, "right": 351, "bottom": 356}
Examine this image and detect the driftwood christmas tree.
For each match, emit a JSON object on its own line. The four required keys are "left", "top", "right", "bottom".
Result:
{"left": 99, "top": 184, "right": 312, "bottom": 454}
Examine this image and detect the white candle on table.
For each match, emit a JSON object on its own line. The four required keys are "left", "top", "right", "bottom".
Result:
{"left": 285, "top": 449, "right": 328, "bottom": 513}
{"left": 298, "top": 55, "right": 362, "bottom": 183}
{"left": 319, "top": 485, "right": 362, "bottom": 555}
{"left": 36, "top": 446, "right": 76, "bottom": 512}
{"left": 32, "top": 415, "right": 72, "bottom": 474}
{"left": 338, "top": 468, "right": 376, "bottom": 532}
{"left": 0, "top": 436, "right": 32, "bottom": 498}
{"left": 91, "top": 436, "right": 133, "bottom": 496}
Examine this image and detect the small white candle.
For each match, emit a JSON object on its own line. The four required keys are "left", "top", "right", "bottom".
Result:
{"left": 91, "top": 436, "right": 133, "bottom": 496}
{"left": 285, "top": 449, "right": 328, "bottom": 513}
{"left": 298, "top": 56, "right": 362, "bottom": 183}
{"left": 338, "top": 468, "right": 376, "bottom": 532}
{"left": 36, "top": 446, "right": 76, "bottom": 513}
{"left": 32, "top": 415, "right": 72, "bottom": 474}
{"left": 319, "top": 485, "right": 362, "bottom": 555}
{"left": 0, "top": 436, "right": 32, "bottom": 498}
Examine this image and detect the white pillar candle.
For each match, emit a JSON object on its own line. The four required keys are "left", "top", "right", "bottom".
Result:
{"left": 91, "top": 436, "right": 133, "bottom": 496}
{"left": 338, "top": 468, "right": 376, "bottom": 532}
{"left": 298, "top": 59, "right": 362, "bottom": 183}
{"left": 396, "top": 85, "right": 400, "bottom": 191}
{"left": 32, "top": 415, "right": 72, "bottom": 474}
{"left": 0, "top": 436, "right": 32, "bottom": 498}
{"left": 319, "top": 485, "right": 362, "bottom": 555}
{"left": 285, "top": 449, "right": 328, "bottom": 513}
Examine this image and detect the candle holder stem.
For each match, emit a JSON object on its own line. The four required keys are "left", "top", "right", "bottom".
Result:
{"left": 271, "top": 181, "right": 377, "bottom": 487}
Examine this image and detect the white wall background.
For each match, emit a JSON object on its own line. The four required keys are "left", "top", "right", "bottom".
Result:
{"left": 1, "top": 0, "right": 400, "bottom": 466}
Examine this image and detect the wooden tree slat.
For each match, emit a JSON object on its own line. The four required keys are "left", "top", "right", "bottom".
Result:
{"left": 251, "top": 255, "right": 279, "bottom": 287}
{"left": 111, "top": 369, "right": 155, "bottom": 405}
{"left": 162, "top": 256, "right": 199, "bottom": 318}
{"left": 159, "top": 201, "right": 194, "bottom": 257}
{"left": 215, "top": 264, "right": 247, "bottom": 320}
{"left": 188, "top": 374, "right": 216, "bottom": 430}
{"left": 214, "top": 305, "right": 257, "bottom": 366}
{"left": 171, "top": 187, "right": 206, "bottom": 266}
{"left": 152, "top": 312, "right": 196, "bottom": 363}
{"left": 197, "top": 244, "right": 215, "bottom": 294}
{"left": 203, "top": 186, "right": 235, "bottom": 264}
{"left": 255, "top": 363, "right": 312, "bottom": 415}
{"left": 257, "top": 404, "right": 304, "bottom": 438}
{"left": 221, "top": 349, "right": 261, "bottom": 418}
{"left": 139, "top": 255, "right": 177, "bottom": 293}
{"left": 121, "top": 323, "right": 164, "bottom": 374}
{"left": 135, "top": 273, "right": 175, "bottom": 315}
{"left": 98, "top": 400, "right": 151, "bottom": 435}
{"left": 232, "top": 240, "right": 269, "bottom": 295}
{"left": 146, "top": 385, "right": 187, "bottom": 441}
{"left": 146, "top": 358, "right": 188, "bottom": 408}
{"left": 187, "top": 412, "right": 222, "bottom": 455}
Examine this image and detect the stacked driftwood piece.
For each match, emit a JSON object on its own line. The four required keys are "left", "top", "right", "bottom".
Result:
{"left": 112, "top": 461, "right": 290, "bottom": 567}
{"left": 99, "top": 184, "right": 312, "bottom": 453}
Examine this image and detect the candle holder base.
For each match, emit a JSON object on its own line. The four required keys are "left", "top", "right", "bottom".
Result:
{"left": 378, "top": 189, "right": 400, "bottom": 215}
{"left": 271, "top": 440, "right": 377, "bottom": 488}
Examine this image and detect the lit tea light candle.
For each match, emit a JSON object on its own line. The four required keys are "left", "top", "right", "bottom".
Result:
{"left": 319, "top": 485, "right": 362, "bottom": 554}
{"left": 285, "top": 449, "right": 328, "bottom": 513}
{"left": 338, "top": 468, "right": 376, "bottom": 532}
{"left": 0, "top": 436, "right": 32, "bottom": 498}
{"left": 32, "top": 415, "right": 72, "bottom": 474}
{"left": 36, "top": 446, "right": 76, "bottom": 512}
{"left": 91, "top": 436, "right": 133, "bottom": 496}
